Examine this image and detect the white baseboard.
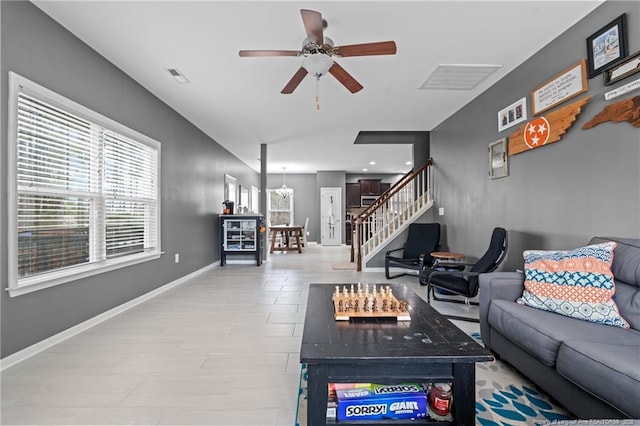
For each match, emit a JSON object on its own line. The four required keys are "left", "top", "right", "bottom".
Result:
{"left": 225, "top": 260, "right": 260, "bottom": 264}
{"left": 0, "top": 261, "right": 219, "bottom": 371}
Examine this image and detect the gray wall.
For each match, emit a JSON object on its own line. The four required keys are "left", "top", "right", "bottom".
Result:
{"left": 0, "top": 1, "right": 258, "bottom": 357}
{"left": 431, "top": 0, "right": 640, "bottom": 271}
{"left": 413, "top": 132, "right": 430, "bottom": 168}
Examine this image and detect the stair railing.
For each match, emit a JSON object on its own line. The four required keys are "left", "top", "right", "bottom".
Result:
{"left": 351, "top": 159, "right": 433, "bottom": 271}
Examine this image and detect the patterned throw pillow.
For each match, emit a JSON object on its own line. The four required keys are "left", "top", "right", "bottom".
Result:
{"left": 517, "top": 241, "right": 630, "bottom": 328}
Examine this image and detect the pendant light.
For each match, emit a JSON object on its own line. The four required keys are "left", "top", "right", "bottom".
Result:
{"left": 276, "top": 167, "right": 293, "bottom": 198}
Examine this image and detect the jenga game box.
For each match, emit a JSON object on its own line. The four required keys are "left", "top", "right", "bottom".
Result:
{"left": 335, "top": 383, "right": 427, "bottom": 421}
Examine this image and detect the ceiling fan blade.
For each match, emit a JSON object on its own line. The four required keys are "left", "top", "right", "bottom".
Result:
{"left": 335, "top": 41, "right": 397, "bottom": 57}
{"left": 300, "top": 9, "right": 323, "bottom": 45}
{"left": 328, "top": 62, "right": 363, "bottom": 93}
{"left": 239, "top": 50, "right": 300, "bottom": 57}
{"left": 281, "top": 67, "right": 309, "bottom": 94}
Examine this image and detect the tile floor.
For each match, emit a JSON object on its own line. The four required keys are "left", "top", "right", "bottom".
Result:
{"left": 1, "top": 243, "right": 479, "bottom": 425}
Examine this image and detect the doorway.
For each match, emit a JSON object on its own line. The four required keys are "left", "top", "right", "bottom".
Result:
{"left": 320, "top": 187, "right": 342, "bottom": 246}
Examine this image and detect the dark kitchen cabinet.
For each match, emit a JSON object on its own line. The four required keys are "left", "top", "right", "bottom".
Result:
{"left": 358, "top": 179, "right": 382, "bottom": 196}
{"left": 346, "top": 183, "right": 361, "bottom": 208}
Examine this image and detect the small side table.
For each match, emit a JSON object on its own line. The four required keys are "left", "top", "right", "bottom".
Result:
{"left": 431, "top": 251, "right": 465, "bottom": 261}
{"left": 430, "top": 252, "right": 466, "bottom": 270}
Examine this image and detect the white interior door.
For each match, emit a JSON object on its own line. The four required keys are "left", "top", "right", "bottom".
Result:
{"left": 321, "top": 187, "right": 342, "bottom": 246}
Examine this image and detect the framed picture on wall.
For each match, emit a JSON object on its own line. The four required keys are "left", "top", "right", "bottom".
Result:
{"left": 489, "top": 138, "right": 508, "bottom": 179}
{"left": 498, "top": 97, "right": 527, "bottom": 132}
{"left": 603, "top": 50, "right": 640, "bottom": 86}
{"left": 530, "top": 60, "right": 588, "bottom": 115}
{"left": 586, "top": 13, "right": 628, "bottom": 79}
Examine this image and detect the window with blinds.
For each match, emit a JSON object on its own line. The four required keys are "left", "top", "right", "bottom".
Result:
{"left": 8, "top": 72, "right": 161, "bottom": 296}
{"left": 267, "top": 189, "right": 294, "bottom": 227}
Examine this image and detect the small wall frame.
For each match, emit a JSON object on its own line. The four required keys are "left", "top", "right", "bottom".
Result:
{"left": 603, "top": 50, "right": 640, "bottom": 86}
{"left": 498, "top": 97, "right": 527, "bottom": 132}
{"left": 489, "top": 138, "right": 508, "bottom": 179}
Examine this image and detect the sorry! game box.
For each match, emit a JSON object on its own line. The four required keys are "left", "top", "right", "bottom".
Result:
{"left": 335, "top": 383, "right": 428, "bottom": 421}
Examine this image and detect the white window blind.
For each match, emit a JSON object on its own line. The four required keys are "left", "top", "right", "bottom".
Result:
{"left": 103, "top": 131, "right": 158, "bottom": 258}
{"left": 8, "top": 72, "right": 161, "bottom": 296}
{"left": 16, "top": 93, "right": 97, "bottom": 278}
{"left": 267, "top": 189, "right": 294, "bottom": 227}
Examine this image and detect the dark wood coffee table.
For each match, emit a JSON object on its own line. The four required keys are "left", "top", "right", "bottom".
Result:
{"left": 300, "top": 283, "right": 493, "bottom": 426}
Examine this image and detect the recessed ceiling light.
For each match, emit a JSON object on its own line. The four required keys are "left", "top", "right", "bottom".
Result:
{"left": 168, "top": 68, "right": 190, "bottom": 84}
{"left": 419, "top": 64, "right": 501, "bottom": 90}
{"left": 362, "top": 168, "right": 368, "bottom": 172}
{"left": 369, "top": 161, "right": 376, "bottom": 165}
{"left": 406, "top": 161, "right": 412, "bottom": 165}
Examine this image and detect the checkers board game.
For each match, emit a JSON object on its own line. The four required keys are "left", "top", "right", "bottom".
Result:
{"left": 332, "top": 283, "right": 410, "bottom": 321}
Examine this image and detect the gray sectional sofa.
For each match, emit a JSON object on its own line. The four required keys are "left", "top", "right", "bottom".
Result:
{"left": 479, "top": 237, "right": 640, "bottom": 419}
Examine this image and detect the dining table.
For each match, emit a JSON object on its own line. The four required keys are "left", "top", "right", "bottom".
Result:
{"left": 269, "top": 224, "right": 304, "bottom": 254}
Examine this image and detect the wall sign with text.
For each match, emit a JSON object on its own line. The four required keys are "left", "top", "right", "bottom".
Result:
{"left": 531, "top": 60, "right": 588, "bottom": 116}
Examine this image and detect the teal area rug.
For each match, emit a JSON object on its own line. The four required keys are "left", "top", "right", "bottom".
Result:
{"left": 295, "top": 332, "right": 571, "bottom": 425}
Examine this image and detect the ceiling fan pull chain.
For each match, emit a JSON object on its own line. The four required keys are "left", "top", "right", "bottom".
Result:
{"left": 315, "top": 76, "right": 320, "bottom": 110}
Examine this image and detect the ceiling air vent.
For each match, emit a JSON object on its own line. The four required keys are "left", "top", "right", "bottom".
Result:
{"left": 168, "top": 68, "right": 190, "bottom": 84}
{"left": 419, "top": 64, "right": 502, "bottom": 90}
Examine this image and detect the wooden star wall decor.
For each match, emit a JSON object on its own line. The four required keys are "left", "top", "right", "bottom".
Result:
{"left": 582, "top": 95, "right": 640, "bottom": 129}
{"left": 508, "top": 96, "right": 591, "bottom": 156}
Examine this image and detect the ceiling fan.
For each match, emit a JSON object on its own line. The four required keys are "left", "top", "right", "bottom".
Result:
{"left": 239, "top": 9, "right": 396, "bottom": 94}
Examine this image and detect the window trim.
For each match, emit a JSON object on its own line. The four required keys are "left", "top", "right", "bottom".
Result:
{"left": 7, "top": 71, "right": 162, "bottom": 297}
{"left": 250, "top": 185, "right": 259, "bottom": 213}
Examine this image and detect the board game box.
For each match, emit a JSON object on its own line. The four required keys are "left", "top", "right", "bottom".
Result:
{"left": 335, "top": 383, "right": 427, "bottom": 421}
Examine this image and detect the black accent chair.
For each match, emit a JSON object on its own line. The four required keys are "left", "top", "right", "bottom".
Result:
{"left": 421, "top": 227, "right": 507, "bottom": 322}
{"left": 385, "top": 223, "right": 441, "bottom": 279}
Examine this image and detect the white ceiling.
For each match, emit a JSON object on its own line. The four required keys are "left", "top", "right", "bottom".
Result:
{"left": 31, "top": 1, "right": 602, "bottom": 174}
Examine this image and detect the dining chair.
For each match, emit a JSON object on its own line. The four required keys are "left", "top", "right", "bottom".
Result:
{"left": 301, "top": 217, "right": 309, "bottom": 247}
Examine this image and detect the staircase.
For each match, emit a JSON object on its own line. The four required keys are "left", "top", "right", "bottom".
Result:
{"left": 350, "top": 159, "right": 434, "bottom": 271}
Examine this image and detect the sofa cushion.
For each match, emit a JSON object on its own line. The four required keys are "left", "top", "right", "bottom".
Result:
{"left": 518, "top": 242, "right": 630, "bottom": 328}
{"left": 590, "top": 237, "right": 640, "bottom": 330}
{"left": 488, "top": 299, "right": 635, "bottom": 367}
{"left": 557, "top": 340, "right": 640, "bottom": 418}
{"left": 590, "top": 237, "right": 640, "bottom": 287}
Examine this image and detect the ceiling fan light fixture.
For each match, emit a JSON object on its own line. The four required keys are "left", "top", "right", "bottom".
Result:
{"left": 302, "top": 53, "right": 333, "bottom": 77}
{"left": 239, "top": 9, "right": 395, "bottom": 96}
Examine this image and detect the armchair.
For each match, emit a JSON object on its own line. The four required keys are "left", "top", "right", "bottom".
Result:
{"left": 384, "top": 223, "right": 441, "bottom": 279}
{"left": 421, "top": 227, "right": 507, "bottom": 322}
